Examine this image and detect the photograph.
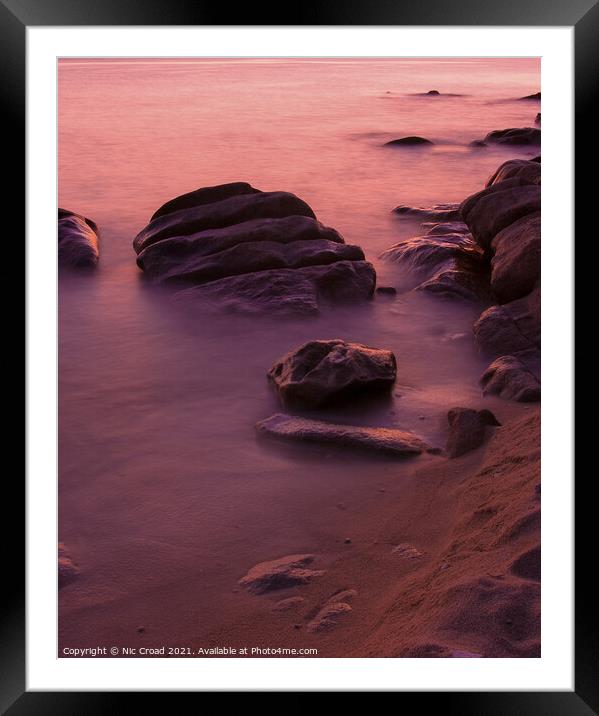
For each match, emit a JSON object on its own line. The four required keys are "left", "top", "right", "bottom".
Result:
{"left": 57, "top": 56, "right": 542, "bottom": 660}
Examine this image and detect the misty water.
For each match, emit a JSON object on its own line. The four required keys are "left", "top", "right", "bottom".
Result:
{"left": 58, "top": 58, "right": 539, "bottom": 646}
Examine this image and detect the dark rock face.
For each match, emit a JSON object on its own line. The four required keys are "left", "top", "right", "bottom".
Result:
{"left": 474, "top": 287, "right": 540, "bottom": 358}
{"left": 427, "top": 90, "right": 440, "bottom": 95}
{"left": 486, "top": 159, "right": 540, "bottom": 187}
{"left": 385, "top": 136, "right": 434, "bottom": 146}
{"left": 482, "top": 127, "right": 540, "bottom": 146}
{"left": 268, "top": 339, "right": 397, "bottom": 409}
{"left": 134, "top": 189, "right": 316, "bottom": 253}
{"left": 173, "top": 261, "right": 376, "bottom": 316}
{"left": 238, "top": 554, "right": 325, "bottom": 594}
{"left": 460, "top": 179, "right": 541, "bottom": 252}
{"left": 445, "top": 407, "right": 500, "bottom": 458}
{"left": 480, "top": 355, "right": 541, "bottom": 402}
{"left": 58, "top": 208, "right": 99, "bottom": 269}
{"left": 490, "top": 212, "right": 540, "bottom": 303}
{"left": 134, "top": 183, "right": 375, "bottom": 314}
{"left": 256, "top": 413, "right": 433, "bottom": 456}
{"left": 520, "top": 92, "right": 541, "bottom": 100}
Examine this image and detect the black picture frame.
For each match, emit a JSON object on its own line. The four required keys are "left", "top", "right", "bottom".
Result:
{"left": 7, "top": 0, "right": 590, "bottom": 708}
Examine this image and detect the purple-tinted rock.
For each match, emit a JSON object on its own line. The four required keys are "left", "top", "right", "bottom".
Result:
{"left": 58, "top": 208, "right": 99, "bottom": 269}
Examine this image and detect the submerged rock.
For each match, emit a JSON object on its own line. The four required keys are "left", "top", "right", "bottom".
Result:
{"left": 380, "top": 234, "right": 482, "bottom": 275}
{"left": 239, "top": 554, "right": 325, "bottom": 595}
{"left": 58, "top": 543, "right": 80, "bottom": 588}
{"left": 519, "top": 92, "right": 541, "bottom": 100}
{"left": 480, "top": 355, "right": 541, "bottom": 402}
{"left": 416, "top": 262, "right": 492, "bottom": 303}
{"left": 134, "top": 182, "right": 374, "bottom": 313}
{"left": 393, "top": 203, "right": 461, "bottom": 221}
{"left": 256, "top": 414, "right": 433, "bottom": 456}
{"left": 173, "top": 261, "right": 376, "bottom": 316}
{"left": 267, "top": 339, "right": 397, "bottom": 409}
{"left": 445, "top": 407, "right": 500, "bottom": 458}
{"left": 385, "top": 136, "right": 434, "bottom": 146}
{"left": 426, "top": 90, "right": 440, "bottom": 95}
{"left": 58, "top": 208, "right": 99, "bottom": 269}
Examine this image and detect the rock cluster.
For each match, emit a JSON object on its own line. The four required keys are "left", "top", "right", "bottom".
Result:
{"left": 134, "top": 183, "right": 375, "bottom": 315}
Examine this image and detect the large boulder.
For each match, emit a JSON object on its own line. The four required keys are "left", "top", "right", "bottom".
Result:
{"left": 134, "top": 189, "right": 316, "bottom": 253}
{"left": 173, "top": 261, "right": 376, "bottom": 316}
{"left": 134, "top": 183, "right": 375, "bottom": 313}
{"left": 480, "top": 356, "right": 541, "bottom": 402}
{"left": 268, "top": 339, "right": 396, "bottom": 409}
{"left": 460, "top": 179, "right": 541, "bottom": 252}
{"left": 474, "top": 287, "right": 540, "bottom": 358}
{"left": 490, "top": 212, "right": 540, "bottom": 303}
{"left": 445, "top": 407, "right": 500, "bottom": 458}
{"left": 482, "top": 127, "right": 540, "bottom": 146}
{"left": 58, "top": 208, "right": 99, "bottom": 269}
{"left": 256, "top": 413, "right": 433, "bottom": 456}
{"left": 486, "top": 159, "right": 540, "bottom": 187}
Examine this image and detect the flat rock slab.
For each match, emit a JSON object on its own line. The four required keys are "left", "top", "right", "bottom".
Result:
{"left": 239, "top": 554, "right": 325, "bottom": 595}
{"left": 256, "top": 413, "right": 433, "bottom": 456}
{"left": 268, "top": 339, "right": 397, "bottom": 409}
{"left": 393, "top": 203, "right": 461, "bottom": 221}
{"left": 58, "top": 208, "right": 99, "bottom": 269}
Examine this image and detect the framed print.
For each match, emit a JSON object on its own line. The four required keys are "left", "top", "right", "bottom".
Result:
{"left": 6, "top": 0, "right": 592, "bottom": 708}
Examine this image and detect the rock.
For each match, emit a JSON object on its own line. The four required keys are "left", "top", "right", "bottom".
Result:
{"left": 510, "top": 545, "right": 541, "bottom": 581}
{"left": 135, "top": 183, "right": 374, "bottom": 311}
{"left": 267, "top": 339, "right": 397, "bottom": 409}
{"left": 482, "top": 127, "right": 541, "bottom": 146}
{"left": 173, "top": 261, "right": 375, "bottom": 316}
{"left": 138, "top": 236, "right": 364, "bottom": 287}
{"left": 469, "top": 140, "right": 487, "bottom": 148}
{"left": 136, "top": 215, "right": 345, "bottom": 281}
{"left": 520, "top": 92, "right": 541, "bottom": 100}
{"left": 473, "top": 287, "right": 540, "bottom": 358}
{"left": 272, "top": 596, "right": 306, "bottom": 612}
{"left": 307, "top": 602, "right": 352, "bottom": 633}
{"left": 58, "top": 543, "right": 80, "bottom": 587}
{"left": 416, "top": 261, "right": 492, "bottom": 303}
{"left": 422, "top": 221, "right": 470, "bottom": 236}
{"left": 376, "top": 286, "right": 397, "bottom": 296}
{"left": 460, "top": 179, "right": 541, "bottom": 252}
{"left": 485, "top": 159, "right": 540, "bottom": 187}
{"left": 490, "top": 212, "right": 540, "bottom": 303}
{"left": 451, "top": 650, "right": 483, "bottom": 658}
{"left": 393, "top": 203, "right": 461, "bottom": 221}
{"left": 307, "top": 590, "right": 356, "bottom": 633}
{"left": 58, "top": 208, "right": 99, "bottom": 269}
{"left": 134, "top": 188, "right": 316, "bottom": 253}
{"left": 238, "top": 554, "right": 325, "bottom": 594}
{"left": 256, "top": 414, "right": 433, "bottom": 456}
{"left": 391, "top": 543, "right": 423, "bottom": 558}
{"left": 380, "top": 234, "right": 482, "bottom": 276}
{"left": 384, "top": 136, "right": 434, "bottom": 146}
{"left": 151, "top": 182, "right": 261, "bottom": 221}
{"left": 480, "top": 356, "right": 541, "bottom": 402}
{"left": 535, "top": 112, "right": 541, "bottom": 125}
{"left": 445, "top": 407, "right": 501, "bottom": 458}
{"left": 426, "top": 90, "right": 440, "bottom": 95}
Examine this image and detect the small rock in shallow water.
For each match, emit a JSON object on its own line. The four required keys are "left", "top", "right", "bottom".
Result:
{"left": 446, "top": 407, "right": 501, "bottom": 458}
{"left": 239, "top": 554, "right": 325, "bottom": 595}
{"left": 58, "top": 209, "right": 99, "bottom": 269}
{"left": 385, "top": 136, "right": 434, "bottom": 146}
